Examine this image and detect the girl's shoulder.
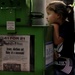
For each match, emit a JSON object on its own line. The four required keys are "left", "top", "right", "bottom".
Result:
{"left": 62, "top": 21, "right": 72, "bottom": 28}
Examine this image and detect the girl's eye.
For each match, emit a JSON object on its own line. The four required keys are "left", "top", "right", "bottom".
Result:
{"left": 47, "top": 11, "right": 51, "bottom": 15}
{"left": 47, "top": 12, "right": 50, "bottom": 15}
{"left": 47, "top": 13, "right": 49, "bottom": 15}
{"left": 47, "top": 13, "right": 50, "bottom": 15}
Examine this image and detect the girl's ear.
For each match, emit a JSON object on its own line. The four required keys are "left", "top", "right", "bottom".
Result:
{"left": 57, "top": 14, "right": 62, "bottom": 19}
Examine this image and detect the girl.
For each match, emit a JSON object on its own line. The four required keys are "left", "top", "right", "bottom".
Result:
{"left": 46, "top": 1, "right": 74, "bottom": 75}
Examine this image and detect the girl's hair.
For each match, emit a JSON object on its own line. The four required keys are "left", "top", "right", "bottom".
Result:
{"left": 46, "top": 1, "right": 73, "bottom": 22}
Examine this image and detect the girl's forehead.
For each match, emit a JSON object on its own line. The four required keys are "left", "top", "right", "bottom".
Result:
{"left": 46, "top": 10, "right": 54, "bottom": 13}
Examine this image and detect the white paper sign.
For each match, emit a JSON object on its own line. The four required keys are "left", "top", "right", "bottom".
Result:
{"left": 46, "top": 42, "right": 53, "bottom": 67}
{"left": 0, "top": 35, "right": 30, "bottom": 71}
{"left": 6, "top": 21, "right": 15, "bottom": 30}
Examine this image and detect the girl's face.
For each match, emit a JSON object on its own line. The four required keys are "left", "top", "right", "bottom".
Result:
{"left": 46, "top": 10, "right": 59, "bottom": 24}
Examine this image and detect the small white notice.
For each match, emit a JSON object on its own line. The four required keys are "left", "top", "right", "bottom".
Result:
{"left": 45, "top": 42, "right": 53, "bottom": 67}
{"left": 0, "top": 35, "right": 30, "bottom": 71}
{"left": 6, "top": 21, "right": 15, "bottom": 30}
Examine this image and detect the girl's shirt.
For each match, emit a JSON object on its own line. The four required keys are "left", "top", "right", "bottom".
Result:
{"left": 59, "top": 21, "right": 74, "bottom": 59}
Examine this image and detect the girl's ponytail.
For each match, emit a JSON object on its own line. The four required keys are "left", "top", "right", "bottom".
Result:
{"left": 66, "top": 5, "right": 74, "bottom": 24}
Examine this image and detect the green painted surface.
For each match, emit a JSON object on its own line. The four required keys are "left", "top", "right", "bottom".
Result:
{"left": 0, "top": 26, "right": 54, "bottom": 75}
{"left": 0, "top": 0, "right": 54, "bottom": 75}
{"left": 0, "top": 0, "right": 30, "bottom": 26}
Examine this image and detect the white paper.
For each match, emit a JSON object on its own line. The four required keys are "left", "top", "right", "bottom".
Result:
{"left": 46, "top": 42, "right": 53, "bottom": 67}
{"left": 0, "top": 35, "right": 30, "bottom": 71}
{"left": 6, "top": 21, "right": 15, "bottom": 30}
